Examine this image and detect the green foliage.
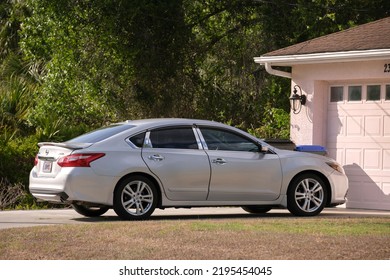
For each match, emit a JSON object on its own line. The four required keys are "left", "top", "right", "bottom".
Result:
{"left": 1, "top": 0, "right": 389, "bottom": 208}
{"left": 0, "top": 135, "right": 37, "bottom": 186}
{"left": 0, "top": 0, "right": 30, "bottom": 59}
{"left": 1, "top": 76, "right": 31, "bottom": 124}
{"left": 20, "top": 0, "right": 126, "bottom": 126}
{"left": 248, "top": 107, "right": 290, "bottom": 140}
{"left": 0, "top": 178, "right": 25, "bottom": 210}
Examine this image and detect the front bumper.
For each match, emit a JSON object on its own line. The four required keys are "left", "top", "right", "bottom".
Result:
{"left": 328, "top": 170, "right": 349, "bottom": 205}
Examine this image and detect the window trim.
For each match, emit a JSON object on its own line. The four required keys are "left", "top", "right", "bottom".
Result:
{"left": 126, "top": 131, "right": 146, "bottom": 149}
{"left": 366, "top": 84, "right": 381, "bottom": 102}
{"left": 197, "top": 126, "right": 261, "bottom": 152}
{"left": 330, "top": 83, "right": 390, "bottom": 104}
{"left": 143, "top": 125, "right": 202, "bottom": 150}
{"left": 385, "top": 84, "right": 390, "bottom": 101}
{"left": 330, "top": 86, "right": 344, "bottom": 103}
{"left": 347, "top": 85, "right": 363, "bottom": 103}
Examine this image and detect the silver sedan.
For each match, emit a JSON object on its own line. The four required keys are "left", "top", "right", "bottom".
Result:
{"left": 29, "top": 118, "right": 348, "bottom": 220}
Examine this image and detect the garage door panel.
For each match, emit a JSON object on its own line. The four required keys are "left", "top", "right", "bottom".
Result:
{"left": 363, "top": 181, "right": 386, "bottom": 202}
{"left": 327, "top": 114, "right": 345, "bottom": 137}
{"left": 345, "top": 149, "right": 362, "bottom": 165}
{"left": 327, "top": 148, "right": 343, "bottom": 164}
{"left": 327, "top": 84, "right": 390, "bottom": 210}
{"left": 383, "top": 149, "right": 390, "bottom": 170}
{"left": 384, "top": 116, "right": 390, "bottom": 136}
{"left": 383, "top": 183, "right": 390, "bottom": 196}
{"left": 346, "top": 116, "right": 363, "bottom": 136}
{"left": 363, "top": 149, "right": 381, "bottom": 169}
{"left": 364, "top": 116, "right": 382, "bottom": 136}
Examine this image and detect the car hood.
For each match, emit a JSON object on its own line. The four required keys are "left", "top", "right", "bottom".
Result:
{"left": 271, "top": 147, "right": 331, "bottom": 161}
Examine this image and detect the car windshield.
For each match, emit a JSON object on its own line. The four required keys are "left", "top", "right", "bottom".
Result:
{"left": 67, "top": 124, "right": 135, "bottom": 143}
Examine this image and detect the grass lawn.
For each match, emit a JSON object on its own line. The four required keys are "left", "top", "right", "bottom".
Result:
{"left": 0, "top": 217, "right": 389, "bottom": 260}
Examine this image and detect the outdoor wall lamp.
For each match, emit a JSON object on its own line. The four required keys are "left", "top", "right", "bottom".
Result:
{"left": 290, "top": 85, "right": 306, "bottom": 114}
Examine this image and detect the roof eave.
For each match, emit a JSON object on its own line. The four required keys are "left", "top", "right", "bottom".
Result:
{"left": 254, "top": 49, "right": 390, "bottom": 66}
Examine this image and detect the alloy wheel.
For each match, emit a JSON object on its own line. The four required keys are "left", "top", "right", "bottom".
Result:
{"left": 287, "top": 173, "right": 327, "bottom": 216}
{"left": 294, "top": 178, "right": 324, "bottom": 213}
{"left": 113, "top": 175, "right": 158, "bottom": 220}
{"left": 121, "top": 180, "right": 154, "bottom": 216}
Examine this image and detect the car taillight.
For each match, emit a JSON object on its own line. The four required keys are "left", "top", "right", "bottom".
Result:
{"left": 34, "top": 155, "right": 38, "bottom": 166}
{"left": 57, "top": 153, "right": 105, "bottom": 167}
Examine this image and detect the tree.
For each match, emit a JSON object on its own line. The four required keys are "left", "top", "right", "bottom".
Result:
{"left": 18, "top": 0, "right": 390, "bottom": 131}
{"left": 2, "top": 0, "right": 390, "bottom": 208}
{"left": 1, "top": 0, "right": 36, "bottom": 139}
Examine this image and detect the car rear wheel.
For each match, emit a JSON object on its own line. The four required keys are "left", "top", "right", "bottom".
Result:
{"left": 242, "top": 206, "right": 272, "bottom": 214}
{"left": 113, "top": 175, "right": 158, "bottom": 220}
{"left": 71, "top": 204, "right": 110, "bottom": 217}
{"left": 287, "top": 173, "right": 327, "bottom": 216}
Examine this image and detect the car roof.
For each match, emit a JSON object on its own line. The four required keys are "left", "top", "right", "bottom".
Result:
{"left": 119, "top": 118, "right": 228, "bottom": 130}
{"left": 113, "top": 118, "right": 260, "bottom": 141}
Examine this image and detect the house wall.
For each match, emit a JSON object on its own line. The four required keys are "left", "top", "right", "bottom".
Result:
{"left": 290, "top": 59, "right": 390, "bottom": 210}
{"left": 289, "top": 79, "right": 329, "bottom": 146}
{"left": 290, "top": 59, "right": 390, "bottom": 145}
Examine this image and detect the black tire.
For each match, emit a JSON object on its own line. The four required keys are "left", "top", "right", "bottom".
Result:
{"left": 113, "top": 175, "right": 158, "bottom": 220}
{"left": 287, "top": 173, "right": 328, "bottom": 216}
{"left": 242, "top": 206, "right": 272, "bottom": 214}
{"left": 71, "top": 204, "right": 110, "bottom": 217}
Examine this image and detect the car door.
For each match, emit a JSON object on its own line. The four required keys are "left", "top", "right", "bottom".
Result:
{"left": 198, "top": 127, "right": 282, "bottom": 201}
{"left": 141, "top": 126, "right": 211, "bottom": 201}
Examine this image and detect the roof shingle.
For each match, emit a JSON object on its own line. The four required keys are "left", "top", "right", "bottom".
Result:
{"left": 264, "top": 17, "right": 390, "bottom": 57}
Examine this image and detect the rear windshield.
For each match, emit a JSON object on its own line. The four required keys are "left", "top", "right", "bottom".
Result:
{"left": 67, "top": 125, "right": 135, "bottom": 143}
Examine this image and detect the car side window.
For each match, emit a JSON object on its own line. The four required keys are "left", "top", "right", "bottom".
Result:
{"left": 200, "top": 128, "right": 259, "bottom": 152}
{"left": 129, "top": 132, "right": 145, "bottom": 148}
{"left": 149, "top": 127, "right": 198, "bottom": 149}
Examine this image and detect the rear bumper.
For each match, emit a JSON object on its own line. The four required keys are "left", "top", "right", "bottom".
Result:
{"left": 29, "top": 167, "right": 116, "bottom": 206}
{"left": 29, "top": 189, "right": 69, "bottom": 203}
{"left": 29, "top": 167, "right": 69, "bottom": 203}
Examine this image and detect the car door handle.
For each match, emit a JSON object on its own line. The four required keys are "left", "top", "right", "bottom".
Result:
{"left": 148, "top": 154, "right": 165, "bottom": 161}
{"left": 212, "top": 158, "right": 227, "bottom": 165}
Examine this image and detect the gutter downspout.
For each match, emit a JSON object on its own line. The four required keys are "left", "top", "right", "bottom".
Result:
{"left": 264, "top": 63, "right": 292, "bottom": 79}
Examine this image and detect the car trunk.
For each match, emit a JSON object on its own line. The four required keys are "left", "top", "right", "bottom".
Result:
{"left": 35, "top": 142, "right": 91, "bottom": 178}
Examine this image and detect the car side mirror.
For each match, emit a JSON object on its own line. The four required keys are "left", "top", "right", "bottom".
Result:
{"left": 257, "top": 142, "right": 269, "bottom": 153}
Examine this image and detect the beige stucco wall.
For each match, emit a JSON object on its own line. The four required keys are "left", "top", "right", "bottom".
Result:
{"left": 290, "top": 59, "right": 390, "bottom": 146}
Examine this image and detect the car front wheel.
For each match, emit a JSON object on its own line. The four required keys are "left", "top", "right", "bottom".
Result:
{"left": 71, "top": 204, "right": 110, "bottom": 217}
{"left": 287, "top": 173, "right": 328, "bottom": 216}
{"left": 113, "top": 175, "right": 158, "bottom": 220}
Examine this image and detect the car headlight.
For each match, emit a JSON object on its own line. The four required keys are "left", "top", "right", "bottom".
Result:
{"left": 326, "top": 161, "right": 345, "bottom": 174}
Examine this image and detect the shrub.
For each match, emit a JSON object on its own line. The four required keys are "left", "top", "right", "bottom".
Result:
{"left": 248, "top": 107, "right": 290, "bottom": 140}
{"left": 0, "top": 178, "right": 25, "bottom": 210}
{"left": 0, "top": 135, "right": 38, "bottom": 187}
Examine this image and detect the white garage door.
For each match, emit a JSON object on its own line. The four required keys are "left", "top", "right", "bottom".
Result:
{"left": 327, "top": 84, "right": 390, "bottom": 210}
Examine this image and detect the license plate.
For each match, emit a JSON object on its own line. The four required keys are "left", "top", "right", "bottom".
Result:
{"left": 42, "top": 161, "right": 53, "bottom": 173}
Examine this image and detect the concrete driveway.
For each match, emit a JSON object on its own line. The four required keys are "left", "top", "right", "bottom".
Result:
{"left": 1, "top": 206, "right": 389, "bottom": 230}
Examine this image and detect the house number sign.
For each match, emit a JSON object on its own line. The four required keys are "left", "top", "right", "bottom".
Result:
{"left": 385, "top": 63, "right": 390, "bottom": 73}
